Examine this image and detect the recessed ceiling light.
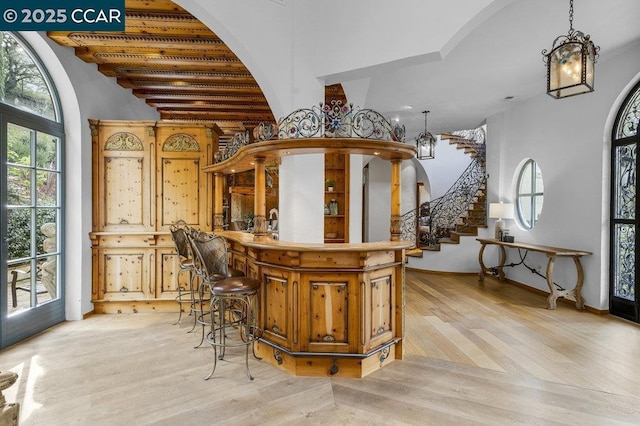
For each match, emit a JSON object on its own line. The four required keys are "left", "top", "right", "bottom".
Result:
{"left": 403, "top": 105, "right": 413, "bottom": 110}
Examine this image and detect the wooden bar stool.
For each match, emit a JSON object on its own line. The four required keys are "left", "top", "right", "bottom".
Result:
{"left": 190, "top": 232, "right": 262, "bottom": 380}
{"left": 169, "top": 223, "right": 199, "bottom": 330}
{"left": 187, "top": 229, "right": 245, "bottom": 348}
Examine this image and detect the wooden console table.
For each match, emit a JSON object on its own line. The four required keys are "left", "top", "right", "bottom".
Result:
{"left": 476, "top": 238, "right": 592, "bottom": 310}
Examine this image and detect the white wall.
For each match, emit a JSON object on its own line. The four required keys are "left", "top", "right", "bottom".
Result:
{"left": 420, "top": 136, "right": 473, "bottom": 200}
{"left": 365, "top": 158, "right": 422, "bottom": 242}
{"left": 483, "top": 41, "right": 640, "bottom": 311}
{"left": 401, "top": 162, "right": 418, "bottom": 217}
{"left": 23, "top": 33, "right": 159, "bottom": 319}
{"left": 278, "top": 154, "right": 324, "bottom": 243}
{"left": 366, "top": 158, "right": 391, "bottom": 241}
{"left": 349, "top": 155, "right": 364, "bottom": 243}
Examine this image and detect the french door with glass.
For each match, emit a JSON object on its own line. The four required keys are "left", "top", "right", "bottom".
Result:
{"left": 1, "top": 109, "right": 64, "bottom": 348}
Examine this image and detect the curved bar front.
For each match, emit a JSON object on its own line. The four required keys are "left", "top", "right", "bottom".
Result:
{"left": 220, "top": 231, "right": 411, "bottom": 378}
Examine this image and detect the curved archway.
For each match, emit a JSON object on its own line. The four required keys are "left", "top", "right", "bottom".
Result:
{"left": 1, "top": 31, "right": 74, "bottom": 348}
{"left": 609, "top": 76, "right": 640, "bottom": 322}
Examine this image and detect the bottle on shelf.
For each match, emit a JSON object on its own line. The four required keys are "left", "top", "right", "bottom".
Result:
{"left": 329, "top": 199, "right": 338, "bottom": 215}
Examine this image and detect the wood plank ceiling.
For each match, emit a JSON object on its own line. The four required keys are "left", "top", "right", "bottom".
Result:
{"left": 47, "top": 0, "right": 275, "bottom": 143}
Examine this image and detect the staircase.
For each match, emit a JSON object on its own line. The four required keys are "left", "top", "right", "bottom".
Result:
{"left": 431, "top": 187, "right": 486, "bottom": 247}
{"left": 403, "top": 126, "right": 487, "bottom": 258}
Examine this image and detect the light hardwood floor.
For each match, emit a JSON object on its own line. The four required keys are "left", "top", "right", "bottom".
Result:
{"left": 2, "top": 270, "right": 640, "bottom": 425}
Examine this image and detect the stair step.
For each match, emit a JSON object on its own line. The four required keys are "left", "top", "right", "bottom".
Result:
{"left": 454, "top": 225, "right": 478, "bottom": 235}
{"left": 438, "top": 237, "right": 459, "bottom": 244}
{"left": 467, "top": 213, "right": 486, "bottom": 220}
{"left": 451, "top": 228, "right": 478, "bottom": 238}
{"left": 420, "top": 244, "right": 441, "bottom": 252}
{"left": 463, "top": 225, "right": 486, "bottom": 230}
{"left": 405, "top": 248, "right": 424, "bottom": 258}
{"left": 466, "top": 220, "right": 485, "bottom": 226}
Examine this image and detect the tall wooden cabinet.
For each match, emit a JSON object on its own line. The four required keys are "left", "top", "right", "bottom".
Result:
{"left": 324, "top": 152, "right": 349, "bottom": 243}
{"left": 88, "top": 120, "right": 221, "bottom": 313}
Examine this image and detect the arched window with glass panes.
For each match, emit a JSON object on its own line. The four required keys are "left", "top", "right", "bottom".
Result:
{"left": 1, "top": 31, "right": 65, "bottom": 349}
{"left": 610, "top": 80, "right": 640, "bottom": 323}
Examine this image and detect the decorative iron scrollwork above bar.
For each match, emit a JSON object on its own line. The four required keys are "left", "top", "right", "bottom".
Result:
{"left": 209, "top": 101, "right": 409, "bottom": 167}
{"left": 202, "top": 138, "right": 416, "bottom": 175}
{"left": 278, "top": 101, "right": 404, "bottom": 141}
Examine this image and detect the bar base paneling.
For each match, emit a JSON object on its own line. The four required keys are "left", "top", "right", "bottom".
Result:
{"left": 222, "top": 231, "right": 411, "bottom": 377}
{"left": 254, "top": 339, "right": 398, "bottom": 378}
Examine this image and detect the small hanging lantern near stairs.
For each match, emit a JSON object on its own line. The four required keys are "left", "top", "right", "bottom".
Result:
{"left": 416, "top": 110, "right": 436, "bottom": 160}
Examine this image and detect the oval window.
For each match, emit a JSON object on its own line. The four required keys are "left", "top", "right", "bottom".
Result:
{"left": 516, "top": 159, "right": 544, "bottom": 229}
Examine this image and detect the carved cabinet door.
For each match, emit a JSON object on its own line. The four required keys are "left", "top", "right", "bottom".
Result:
{"left": 95, "top": 245, "right": 155, "bottom": 303}
{"left": 260, "top": 266, "right": 296, "bottom": 351}
{"left": 298, "top": 271, "right": 359, "bottom": 353}
{"left": 155, "top": 124, "right": 214, "bottom": 231}
{"left": 92, "top": 121, "right": 156, "bottom": 232}
{"left": 361, "top": 266, "right": 397, "bottom": 352}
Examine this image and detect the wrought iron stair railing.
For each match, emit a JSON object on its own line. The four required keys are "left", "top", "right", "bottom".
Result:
{"left": 401, "top": 127, "right": 487, "bottom": 248}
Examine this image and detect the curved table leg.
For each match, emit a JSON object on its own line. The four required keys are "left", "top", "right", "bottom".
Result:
{"left": 545, "top": 255, "right": 558, "bottom": 309}
{"left": 573, "top": 256, "right": 585, "bottom": 310}
{"left": 478, "top": 243, "right": 506, "bottom": 282}
{"left": 497, "top": 246, "right": 506, "bottom": 281}
{"left": 478, "top": 243, "right": 487, "bottom": 281}
{"left": 546, "top": 255, "right": 586, "bottom": 310}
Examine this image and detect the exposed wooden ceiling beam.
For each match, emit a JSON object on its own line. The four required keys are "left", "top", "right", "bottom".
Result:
{"left": 119, "top": 78, "right": 257, "bottom": 88}
{"left": 147, "top": 102, "right": 272, "bottom": 111}
{"left": 159, "top": 110, "right": 274, "bottom": 120}
{"left": 64, "top": 34, "right": 231, "bottom": 53}
{"left": 137, "top": 93, "right": 268, "bottom": 103}
{"left": 46, "top": 0, "right": 276, "bottom": 141}
{"left": 103, "top": 66, "right": 253, "bottom": 80}
{"left": 131, "top": 84, "right": 263, "bottom": 95}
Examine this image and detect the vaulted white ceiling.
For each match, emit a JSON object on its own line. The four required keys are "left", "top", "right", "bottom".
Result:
{"left": 361, "top": 0, "right": 640, "bottom": 136}
{"left": 181, "top": 0, "right": 640, "bottom": 138}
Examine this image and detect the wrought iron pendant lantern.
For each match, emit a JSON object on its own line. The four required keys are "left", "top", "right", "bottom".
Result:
{"left": 416, "top": 110, "right": 436, "bottom": 160}
{"left": 542, "top": 0, "right": 600, "bottom": 99}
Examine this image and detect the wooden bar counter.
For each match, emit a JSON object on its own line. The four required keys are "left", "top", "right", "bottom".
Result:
{"left": 219, "top": 231, "right": 412, "bottom": 378}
